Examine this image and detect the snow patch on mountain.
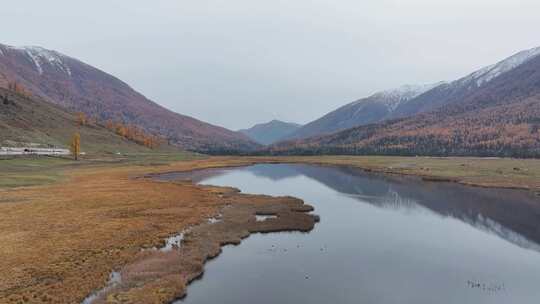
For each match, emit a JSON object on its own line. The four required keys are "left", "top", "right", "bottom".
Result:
{"left": 24, "top": 48, "right": 44, "bottom": 74}
{"left": 6, "top": 45, "right": 72, "bottom": 76}
{"left": 367, "top": 82, "right": 445, "bottom": 111}
{"left": 458, "top": 46, "right": 540, "bottom": 88}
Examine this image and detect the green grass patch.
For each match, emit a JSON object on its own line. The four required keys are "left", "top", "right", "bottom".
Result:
{"left": 0, "top": 151, "right": 203, "bottom": 189}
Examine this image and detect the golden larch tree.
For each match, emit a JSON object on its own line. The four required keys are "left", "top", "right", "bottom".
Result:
{"left": 76, "top": 112, "right": 87, "bottom": 126}
{"left": 70, "top": 133, "right": 81, "bottom": 160}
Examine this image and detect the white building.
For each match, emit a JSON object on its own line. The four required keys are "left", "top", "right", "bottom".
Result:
{"left": 0, "top": 147, "right": 71, "bottom": 156}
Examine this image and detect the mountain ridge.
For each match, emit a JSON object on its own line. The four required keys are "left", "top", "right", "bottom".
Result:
{"left": 267, "top": 48, "right": 540, "bottom": 157}
{"left": 285, "top": 82, "right": 441, "bottom": 140}
{"left": 285, "top": 45, "right": 540, "bottom": 142}
{"left": 239, "top": 120, "right": 301, "bottom": 145}
{"left": 391, "top": 45, "right": 540, "bottom": 118}
{"left": 0, "top": 43, "right": 259, "bottom": 153}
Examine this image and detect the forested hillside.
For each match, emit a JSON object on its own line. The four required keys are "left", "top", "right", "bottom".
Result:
{"left": 267, "top": 54, "right": 540, "bottom": 157}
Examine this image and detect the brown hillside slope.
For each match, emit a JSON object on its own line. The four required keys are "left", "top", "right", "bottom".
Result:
{"left": 0, "top": 44, "right": 258, "bottom": 153}
{"left": 0, "top": 88, "right": 162, "bottom": 154}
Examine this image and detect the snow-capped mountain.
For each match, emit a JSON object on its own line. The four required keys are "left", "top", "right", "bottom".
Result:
{"left": 464, "top": 46, "right": 540, "bottom": 87}
{"left": 285, "top": 82, "right": 442, "bottom": 140}
{"left": 392, "top": 45, "right": 540, "bottom": 118}
{"left": 285, "top": 45, "right": 540, "bottom": 141}
{"left": 0, "top": 45, "right": 73, "bottom": 76}
{"left": 0, "top": 43, "right": 259, "bottom": 153}
{"left": 270, "top": 46, "right": 540, "bottom": 157}
{"left": 369, "top": 82, "right": 445, "bottom": 111}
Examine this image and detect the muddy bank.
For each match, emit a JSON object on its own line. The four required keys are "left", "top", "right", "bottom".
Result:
{"left": 86, "top": 186, "right": 317, "bottom": 304}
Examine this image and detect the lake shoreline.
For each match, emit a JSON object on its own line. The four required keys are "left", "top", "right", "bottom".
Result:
{"left": 165, "top": 162, "right": 540, "bottom": 304}
{"left": 85, "top": 185, "right": 317, "bottom": 304}
{"left": 247, "top": 156, "right": 540, "bottom": 193}
{"left": 142, "top": 156, "right": 540, "bottom": 192}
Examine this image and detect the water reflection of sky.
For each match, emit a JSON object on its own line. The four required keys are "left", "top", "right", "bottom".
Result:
{"left": 165, "top": 164, "right": 540, "bottom": 304}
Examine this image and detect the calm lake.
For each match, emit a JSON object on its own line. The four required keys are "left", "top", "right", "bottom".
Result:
{"left": 162, "top": 164, "right": 540, "bottom": 304}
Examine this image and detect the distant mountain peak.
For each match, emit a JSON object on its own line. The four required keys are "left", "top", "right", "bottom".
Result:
{"left": 240, "top": 120, "right": 302, "bottom": 145}
{"left": 263, "top": 119, "right": 299, "bottom": 126}
{"left": 375, "top": 83, "right": 445, "bottom": 99}
{"left": 269, "top": 119, "right": 289, "bottom": 124}
{"left": 285, "top": 81, "right": 445, "bottom": 141}
{"left": 369, "top": 82, "right": 446, "bottom": 111}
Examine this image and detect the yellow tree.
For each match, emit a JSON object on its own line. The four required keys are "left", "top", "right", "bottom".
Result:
{"left": 70, "top": 133, "right": 81, "bottom": 160}
{"left": 115, "top": 123, "right": 127, "bottom": 138}
{"left": 76, "top": 112, "right": 87, "bottom": 126}
{"left": 105, "top": 119, "right": 115, "bottom": 130}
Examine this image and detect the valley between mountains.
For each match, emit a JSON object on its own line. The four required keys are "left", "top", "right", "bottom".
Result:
{"left": 2, "top": 43, "right": 540, "bottom": 157}
{"left": 2, "top": 41, "right": 540, "bottom": 304}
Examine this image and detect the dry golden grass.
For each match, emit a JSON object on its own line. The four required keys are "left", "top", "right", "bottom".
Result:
{"left": 0, "top": 157, "right": 266, "bottom": 304}
{"left": 91, "top": 193, "right": 315, "bottom": 304}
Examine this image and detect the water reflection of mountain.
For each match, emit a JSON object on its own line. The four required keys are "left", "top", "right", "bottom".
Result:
{"left": 155, "top": 168, "right": 230, "bottom": 183}
{"left": 245, "top": 164, "right": 540, "bottom": 252}
{"left": 244, "top": 164, "right": 302, "bottom": 181}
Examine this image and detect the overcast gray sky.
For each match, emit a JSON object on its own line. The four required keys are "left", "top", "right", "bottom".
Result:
{"left": 2, "top": 0, "right": 540, "bottom": 130}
